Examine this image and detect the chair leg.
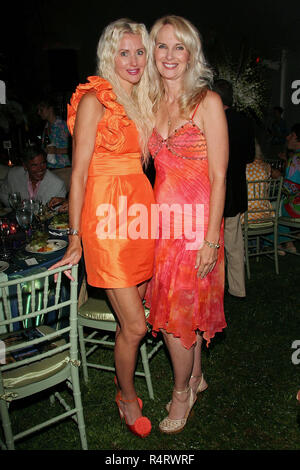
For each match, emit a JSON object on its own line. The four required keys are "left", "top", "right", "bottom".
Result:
{"left": 246, "top": 255, "right": 250, "bottom": 279}
{"left": 274, "top": 241, "right": 279, "bottom": 275}
{"left": 78, "top": 323, "right": 89, "bottom": 383}
{"left": 256, "top": 236, "right": 260, "bottom": 262}
{"left": 244, "top": 236, "right": 250, "bottom": 279}
{"left": 0, "top": 399, "right": 14, "bottom": 450}
{"left": 274, "top": 226, "right": 279, "bottom": 275}
{"left": 139, "top": 342, "right": 154, "bottom": 400}
{"left": 70, "top": 365, "right": 88, "bottom": 450}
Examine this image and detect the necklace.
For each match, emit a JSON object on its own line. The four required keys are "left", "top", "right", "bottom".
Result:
{"left": 165, "top": 98, "right": 180, "bottom": 130}
{"left": 165, "top": 103, "right": 172, "bottom": 128}
{"left": 167, "top": 111, "right": 171, "bottom": 128}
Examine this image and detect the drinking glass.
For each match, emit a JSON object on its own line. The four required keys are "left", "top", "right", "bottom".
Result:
{"left": 8, "top": 192, "right": 21, "bottom": 210}
{"left": 36, "top": 204, "right": 48, "bottom": 231}
{"left": 22, "top": 199, "right": 40, "bottom": 215}
{"left": 22, "top": 199, "right": 42, "bottom": 231}
{"left": 16, "top": 208, "right": 33, "bottom": 242}
{"left": 0, "top": 218, "right": 11, "bottom": 260}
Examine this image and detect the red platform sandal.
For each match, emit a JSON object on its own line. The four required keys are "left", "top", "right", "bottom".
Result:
{"left": 115, "top": 391, "right": 151, "bottom": 438}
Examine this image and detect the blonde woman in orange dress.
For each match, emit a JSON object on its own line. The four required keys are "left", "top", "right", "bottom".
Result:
{"left": 145, "top": 16, "right": 228, "bottom": 434}
{"left": 50, "top": 19, "right": 155, "bottom": 438}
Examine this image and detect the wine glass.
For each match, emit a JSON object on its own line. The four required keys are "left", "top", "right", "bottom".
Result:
{"left": 8, "top": 192, "right": 21, "bottom": 210}
{"left": 36, "top": 203, "right": 51, "bottom": 231}
{"left": 0, "top": 218, "right": 11, "bottom": 260}
{"left": 22, "top": 199, "right": 40, "bottom": 216}
{"left": 22, "top": 199, "right": 42, "bottom": 230}
{"left": 15, "top": 208, "right": 33, "bottom": 243}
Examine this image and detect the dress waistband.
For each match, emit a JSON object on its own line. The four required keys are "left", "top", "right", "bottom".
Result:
{"left": 88, "top": 153, "right": 143, "bottom": 176}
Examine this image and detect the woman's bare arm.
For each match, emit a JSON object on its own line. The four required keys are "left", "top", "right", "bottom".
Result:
{"left": 49, "top": 92, "right": 104, "bottom": 277}
{"left": 194, "top": 90, "right": 228, "bottom": 279}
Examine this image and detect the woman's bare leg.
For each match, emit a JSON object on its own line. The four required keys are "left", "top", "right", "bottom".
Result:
{"left": 106, "top": 283, "right": 148, "bottom": 425}
{"left": 161, "top": 331, "right": 195, "bottom": 420}
{"left": 114, "top": 280, "right": 148, "bottom": 360}
{"left": 137, "top": 280, "right": 148, "bottom": 300}
{"left": 189, "top": 332, "right": 204, "bottom": 394}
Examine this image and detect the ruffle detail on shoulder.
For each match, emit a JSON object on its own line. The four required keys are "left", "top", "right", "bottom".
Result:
{"left": 67, "top": 76, "right": 131, "bottom": 151}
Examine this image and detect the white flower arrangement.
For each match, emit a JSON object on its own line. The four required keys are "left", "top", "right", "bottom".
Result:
{"left": 216, "top": 54, "right": 267, "bottom": 119}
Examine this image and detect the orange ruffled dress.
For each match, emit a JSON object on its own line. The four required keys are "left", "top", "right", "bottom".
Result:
{"left": 67, "top": 76, "right": 155, "bottom": 288}
{"left": 145, "top": 116, "right": 227, "bottom": 349}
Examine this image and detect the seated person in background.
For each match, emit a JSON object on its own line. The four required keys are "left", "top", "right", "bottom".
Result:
{"left": 241, "top": 140, "right": 273, "bottom": 223}
{"left": 0, "top": 145, "right": 67, "bottom": 206}
{"left": 272, "top": 123, "right": 300, "bottom": 253}
{"left": 37, "top": 97, "right": 71, "bottom": 169}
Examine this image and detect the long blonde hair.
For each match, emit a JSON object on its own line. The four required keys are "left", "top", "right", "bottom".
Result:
{"left": 148, "top": 15, "right": 213, "bottom": 117}
{"left": 96, "top": 18, "right": 154, "bottom": 164}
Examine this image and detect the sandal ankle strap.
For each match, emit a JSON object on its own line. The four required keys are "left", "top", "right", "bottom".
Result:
{"left": 117, "top": 392, "right": 139, "bottom": 404}
{"left": 173, "top": 386, "right": 190, "bottom": 395}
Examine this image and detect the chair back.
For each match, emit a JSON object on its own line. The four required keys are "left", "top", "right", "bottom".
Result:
{"left": 263, "top": 158, "right": 285, "bottom": 172}
{"left": 0, "top": 265, "right": 78, "bottom": 392}
{"left": 244, "top": 177, "right": 283, "bottom": 227}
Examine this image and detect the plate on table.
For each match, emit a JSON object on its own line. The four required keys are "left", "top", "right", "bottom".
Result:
{"left": 0, "top": 261, "right": 9, "bottom": 272}
{"left": 0, "top": 207, "right": 12, "bottom": 216}
{"left": 25, "top": 239, "right": 68, "bottom": 254}
{"left": 48, "top": 222, "right": 69, "bottom": 233}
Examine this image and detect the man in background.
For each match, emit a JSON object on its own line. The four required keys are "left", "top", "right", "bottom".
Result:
{"left": 214, "top": 79, "right": 255, "bottom": 299}
{"left": 0, "top": 145, "right": 66, "bottom": 206}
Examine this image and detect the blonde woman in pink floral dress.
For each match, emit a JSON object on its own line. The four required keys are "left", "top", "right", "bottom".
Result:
{"left": 145, "top": 16, "right": 228, "bottom": 434}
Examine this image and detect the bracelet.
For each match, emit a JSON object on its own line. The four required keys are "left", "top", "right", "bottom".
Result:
{"left": 68, "top": 228, "right": 80, "bottom": 236}
{"left": 204, "top": 239, "right": 220, "bottom": 249}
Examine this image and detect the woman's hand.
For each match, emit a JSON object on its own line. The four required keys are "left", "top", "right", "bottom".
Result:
{"left": 195, "top": 243, "right": 218, "bottom": 279}
{"left": 48, "top": 237, "right": 82, "bottom": 281}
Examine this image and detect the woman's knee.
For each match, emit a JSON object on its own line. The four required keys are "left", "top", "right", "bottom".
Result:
{"left": 122, "top": 321, "right": 148, "bottom": 343}
{"left": 106, "top": 287, "right": 147, "bottom": 340}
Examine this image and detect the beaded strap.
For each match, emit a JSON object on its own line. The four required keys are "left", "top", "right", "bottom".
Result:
{"left": 151, "top": 121, "right": 208, "bottom": 161}
{"left": 166, "top": 142, "right": 208, "bottom": 161}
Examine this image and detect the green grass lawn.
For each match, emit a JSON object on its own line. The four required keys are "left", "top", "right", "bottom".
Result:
{"left": 3, "top": 248, "right": 300, "bottom": 451}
